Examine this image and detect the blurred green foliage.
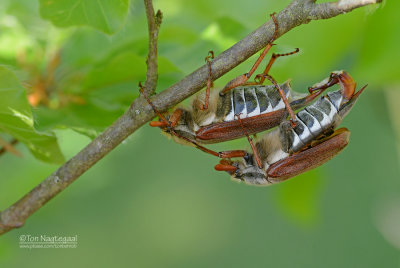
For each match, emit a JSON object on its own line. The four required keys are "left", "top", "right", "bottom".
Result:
{"left": 0, "top": 67, "right": 64, "bottom": 163}
{"left": 39, "top": 0, "right": 130, "bottom": 34}
{"left": 0, "top": 0, "right": 399, "bottom": 267}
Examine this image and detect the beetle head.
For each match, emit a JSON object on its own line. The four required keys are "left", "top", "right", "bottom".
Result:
{"left": 215, "top": 157, "right": 271, "bottom": 186}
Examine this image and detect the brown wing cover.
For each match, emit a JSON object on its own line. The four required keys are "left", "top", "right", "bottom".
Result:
{"left": 267, "top": 128, "right": 350, "bottom": 182}
{"left": 195, "top": 109, "right": 288, "bottom": 143}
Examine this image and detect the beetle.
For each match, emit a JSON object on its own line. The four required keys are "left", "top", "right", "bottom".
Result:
{"left": 141, "top": 70, "right": 351, "bottom": 160}
{"left": 214, "top": 71, "right": 367, "bottom": 186}
{"left": 140, "top": 13, "right": 346, "bottom": 159}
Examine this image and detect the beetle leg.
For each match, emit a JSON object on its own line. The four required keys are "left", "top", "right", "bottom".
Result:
{"left": 218, "top": 150, "right": 247, "bottom": 158}
{"left": 140, "top": 82, "right": 185, "bottom": 128}
{"left": 200, "top": 51, "right": 214, "bottom": 111}
{"left": 289, "top": 86, "right": 328, "bottom": 110}
{"left": 148, "top": 108, "right": 183, "bottom": 128}
{"left": 176, "top": 133, "right": 247, "bottom": 159}
{"left": 263, "top": 74, "right": 297, "bottom": 127}
{"left": 267, "top": 128, "right": 350, "bottom": 183}
{"left": 308, "top": 71, "right": 356, "bottom": 97}
{"left": 308, "top": 72, "right": 340, "bottom": 93}
{"left": 220, "top": 13, "right": 279, "bottom": 96}
{"left": 254, "top": 48, "right": 300, "bottom": 84}
{"left": 139, "top": 82, "right": 170, "bottom": 126}
{"left": 168, "top": 109, "right": 183, "bottom": 127}
{"left": 149, "top": 121, "right": 169, "bottom": 127}
{"left": 215, "top": 160, "right": 237, "bottom": 172}
{"left": 235, "top": 113, "right": 263, "bottom": 169}
{"left": 289, "top": 72, "right": 360, "bottom": 111}
{"left": 174, "top": 136, "right": 241, "bottom": 158}
{"left": 337, "top": 71, "right": 356, "bottom": 101}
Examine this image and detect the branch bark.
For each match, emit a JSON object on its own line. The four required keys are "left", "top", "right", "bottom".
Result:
{"left": 143, "top": 0, "right": 162, "bottom": 95}
{"left": 0, "top": 0, "right": 381, "bottom": 235}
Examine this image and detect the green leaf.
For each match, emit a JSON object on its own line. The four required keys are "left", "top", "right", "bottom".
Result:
{"left": 0, "top": 66, "right": 64, "bottom": 164}
{"left": 39, "top": 0, "right": 130, "bottom": 34}
{"left": 215, "top": 16, "right": 248, "bottom": 40}
{"left": 82, "top": 51, "right": 146, "bottom": 91}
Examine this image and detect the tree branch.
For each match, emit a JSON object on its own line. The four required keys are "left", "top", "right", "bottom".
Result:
{"left": 143, "top": 0, "right": 162, "bottom": 95}
{"left": 0, "top": 0, "right": 381, "bottom": 235}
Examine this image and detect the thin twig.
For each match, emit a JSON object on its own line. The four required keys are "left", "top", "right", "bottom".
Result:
{"left": 0, "top": 0, "right": 381, "bottom": 235}
{"left": 0, "top": 138, "right": 20, "bottom": 157}
{"left": 143, "top": 0, "right": 162, "bottom": 95}
{"left": 309, "top": 0, "right": 382, "bottom": 19}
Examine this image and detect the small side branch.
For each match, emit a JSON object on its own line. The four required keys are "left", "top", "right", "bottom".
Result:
{"left": 0, "top": 0, "right": 381, "bottom": 236}
{"left": 0, "top": 138, "right": 20, "bottom": 157}
{"left": 308, "top": 0, "right": 382, "bottom": 20}
{"left": 143, "top": 0, "right": 163, "bottom": 95}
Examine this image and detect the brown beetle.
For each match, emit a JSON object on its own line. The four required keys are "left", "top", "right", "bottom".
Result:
{"left": 215, "top": 71, "right": 367, "bottom": 186}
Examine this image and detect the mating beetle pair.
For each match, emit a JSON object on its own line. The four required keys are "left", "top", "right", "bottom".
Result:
{"left": 215, "top": 72, "right": 366, "bottom": 185}
{"left": 141, "top": 13, "right": 366, "bottom": 186}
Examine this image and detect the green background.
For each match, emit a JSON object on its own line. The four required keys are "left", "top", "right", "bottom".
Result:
{"left": 1, "top": 0, "right": 400, "bottom": 267}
